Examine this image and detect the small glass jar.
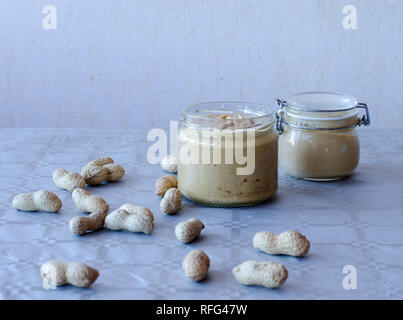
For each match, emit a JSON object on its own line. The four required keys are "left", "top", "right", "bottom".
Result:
{"left": 276, "top": 92, "right": 370, "bottom": 181}
{"left": 178, "top": 102, "right": 278, "bottom": 207}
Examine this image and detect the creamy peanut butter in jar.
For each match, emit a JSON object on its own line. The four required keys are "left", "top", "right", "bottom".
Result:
{"left": 276, "top": 92, "right": 371, "bottom": 181}
{"left": 178, "top": 102, "right": 278, "bottom": 207}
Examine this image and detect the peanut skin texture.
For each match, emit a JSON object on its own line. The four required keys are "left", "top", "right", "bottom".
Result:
{"left": 52, "top": 168, "right": 86, "bottom": 192}
{"left": 72, "top": 189, "right": 110, "bottom": 214}
{"left": 161, "top": 155, "right": 178, "bottom": 173}
{"left": 253, "top": 230, "right": 310, "bottom": 257}
{"left": 81, "top": 157, "right": 125, "bottom": 185}
{"left": 40, "top": 260, "right": 99, "bottom": 289}
{"left": 104, "top": 204, "right": 154, "bottom": 234}
{"left": 175, "top": 218, "right": 204, "bottom": 243}
{"left": 13, "top": 190, "right": 62, "bottom": 212}
{"left": 182, "top": 249, "right": 210, "bottom": 282}
{"left": 232, "top": 260, "right": 288, "bottom": 288}
{"left": 160, "top": 188, "right": 182, "bottom": 214}
{"left": 154, "top": 175, "right": 178, "bottom": 197}
{"left": 69, "top": 212, "right": 107, "bottom": 235}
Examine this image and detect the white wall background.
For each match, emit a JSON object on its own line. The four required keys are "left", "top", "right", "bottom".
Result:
{"left": 0, "top": 0, "right": 402, "bottom": 129}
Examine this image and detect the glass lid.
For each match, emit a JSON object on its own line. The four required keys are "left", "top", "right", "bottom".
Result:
{"left": 285, "top": 91, "right": 358, "bottom": 112}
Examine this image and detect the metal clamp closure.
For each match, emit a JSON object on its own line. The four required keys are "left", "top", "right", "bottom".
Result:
{"left": 356, "top": 103, "right": 371, "bottom": 126}
{"left": 275, "top": 99, "right": 371, "bottom": 133}
{"left": 275, "top": 99, "right": 286, "bottom": 135}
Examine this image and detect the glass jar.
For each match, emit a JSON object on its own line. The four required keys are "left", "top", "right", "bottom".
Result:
{"left": 276, "top": 92, "right": 370, "bottom": 181}
{"left": 178, "top": 102, "right": 278, "bottom": 207}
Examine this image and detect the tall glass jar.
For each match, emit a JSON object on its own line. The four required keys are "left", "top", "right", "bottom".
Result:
{"left": 178, "top": 102, "right": 278, "bottom": 207}
{"left": 276, "top": 92, "right": 370, "bottom": 181}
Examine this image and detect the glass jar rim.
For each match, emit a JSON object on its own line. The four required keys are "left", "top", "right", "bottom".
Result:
{"left": 282, "top": 91, "right": 358, "bottom": 113}
{"left": 182, "top": 101, "right": 275, "bottom": 121}
{"left": 182, "top": 101, "right": 275, "bottom": 130}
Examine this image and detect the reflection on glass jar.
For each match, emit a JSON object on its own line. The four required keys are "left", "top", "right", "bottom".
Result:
{"left": 276, "top": 92, "right": 370, "bottom": 181}
{"left": 178, "top": 102, "right": 278, "bottom": 207}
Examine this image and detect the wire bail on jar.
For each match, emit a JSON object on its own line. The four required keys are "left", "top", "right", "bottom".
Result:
{"left": 356, "top": 103, "right": 371, "bottom": 127}
{"left": 275, "top": 98, "right": 371, "bottom": 135}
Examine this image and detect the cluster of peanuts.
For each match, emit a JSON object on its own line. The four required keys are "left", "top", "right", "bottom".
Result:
{"left": 11, "top": 156, "right": 206, "bottom": 289}
{"left": 12, "top": 155, "right": 311, "bottom": 290}
{"left": 155, "top": 156, "right": 210, "bottom": 281}
{"left": 13, "top": 157, "right": 128, "bottom": 288}
{"left": 158, "top": 156, "right": 312, "bottom": 288}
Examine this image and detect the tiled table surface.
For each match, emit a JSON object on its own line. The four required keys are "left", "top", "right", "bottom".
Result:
{"left": 0, "top": 128, "right": 402, "bottom": 300}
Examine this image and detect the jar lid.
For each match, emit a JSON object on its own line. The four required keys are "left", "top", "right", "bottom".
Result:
{"left": 285, "top": 91, "right": 358, "bottom": 112}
